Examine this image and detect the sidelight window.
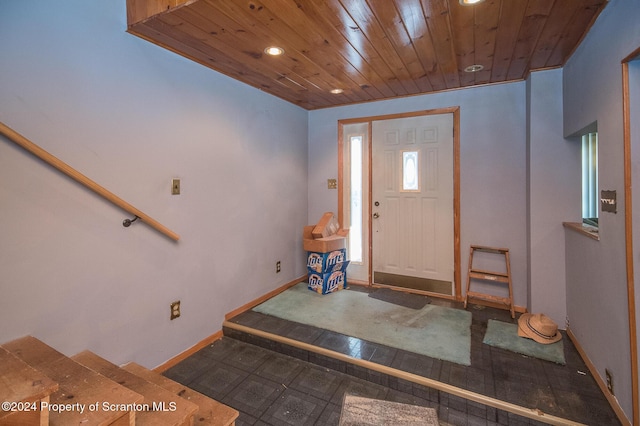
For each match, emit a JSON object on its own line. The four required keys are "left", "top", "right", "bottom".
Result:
{"left": 349, "top": 135, "right": 363, "bottom": 263}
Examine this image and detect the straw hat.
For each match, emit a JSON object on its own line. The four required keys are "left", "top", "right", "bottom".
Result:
{"left": 517, "top": 313, "right": 562, "bottom": 344}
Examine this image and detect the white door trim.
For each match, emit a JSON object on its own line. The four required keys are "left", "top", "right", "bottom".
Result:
{"left": 622, "top": 48, "right": 640, "bottom": 425}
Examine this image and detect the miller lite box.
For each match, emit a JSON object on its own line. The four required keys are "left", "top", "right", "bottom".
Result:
{"left": 306, "top": 248, "right": 347, "bottom": 273}
{"left": 307, "top": 261, "right": 350, "bottom": 294}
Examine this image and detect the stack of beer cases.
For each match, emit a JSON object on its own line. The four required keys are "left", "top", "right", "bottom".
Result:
{"left": 303, "top": 212, "right": 350, "bottom": 294}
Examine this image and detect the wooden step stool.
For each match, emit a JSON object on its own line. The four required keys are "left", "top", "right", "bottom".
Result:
{"left": 464, "top": 245, "right": 515, "bottom": 318}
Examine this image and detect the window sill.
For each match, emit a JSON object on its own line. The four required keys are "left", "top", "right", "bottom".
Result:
{"left": 563, "top": 222, "right": 599, "bottom": 240}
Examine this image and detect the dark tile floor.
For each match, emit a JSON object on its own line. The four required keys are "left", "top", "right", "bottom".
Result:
{"left": 163, "top": 286, "right": 620, "bottom": 426}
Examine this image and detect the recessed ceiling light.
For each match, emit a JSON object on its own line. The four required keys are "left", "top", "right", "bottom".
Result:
{"left": 330, "top": 88, "right": 344, "bottom": 94}
{"left": 459, "top": 0, "right": 485, "bottom": 5}
{"left": 264, "top": 46, "right": 284, "bottom": 56}
{"left": 464, "top": 64, "right": 484, "bottom": 73}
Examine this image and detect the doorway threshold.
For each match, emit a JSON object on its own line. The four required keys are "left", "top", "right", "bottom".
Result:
{"left": 374, "top": 271, "right": 452, "bottom": 295}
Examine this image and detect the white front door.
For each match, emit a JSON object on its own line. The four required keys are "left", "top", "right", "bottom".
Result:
{"left": 371, "top": 113, "right": 454, "bottom": 293}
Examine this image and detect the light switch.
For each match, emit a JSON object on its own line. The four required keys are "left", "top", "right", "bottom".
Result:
{"left": 172, "top": 178, "right": 180, "bottom": 195}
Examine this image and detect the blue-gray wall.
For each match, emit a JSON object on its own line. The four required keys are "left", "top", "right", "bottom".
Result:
{"left": 562, "top": 0, "right": 640, "bottom": 419}
{"left": 0, "top": 0, "right": 309, "bottom": 368}
{"left": 526, "top": 69, "right": 575, "bottom": 328}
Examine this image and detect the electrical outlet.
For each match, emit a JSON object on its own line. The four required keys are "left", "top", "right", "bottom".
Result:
{"left": 276, "top": 261, "right": 281, "bottom": 273}
{"left": 171, "top": 178, "right": 180, "bottom": 195}
{"left": 605, "top": 369, "right": 614, "bottom": 394}
{"left": 327, "top": 179, "right": 337, "bottom": 189}
{"left": 170, "top": 301, "right": 181, "bottom": 320}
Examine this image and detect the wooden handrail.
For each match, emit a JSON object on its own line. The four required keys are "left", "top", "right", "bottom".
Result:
{"left": 0, "top": 122, "right": 180, "bottom": 241}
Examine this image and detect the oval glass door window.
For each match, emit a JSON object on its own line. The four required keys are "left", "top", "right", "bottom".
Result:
{"left": 402, "top": 150, "right": 419, "bottom": 191}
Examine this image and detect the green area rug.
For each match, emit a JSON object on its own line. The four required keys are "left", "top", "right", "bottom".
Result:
{"left": 253, "top": 283, "right": 472, "bottom": 366}
{"left": 483, "top": 319, "right": 565, "bottom": 365}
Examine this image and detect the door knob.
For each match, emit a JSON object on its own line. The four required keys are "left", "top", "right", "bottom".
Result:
{"left": 374, "top": 201, "right": 380, "bottom": 206}
{"left": 373, "top": 212, "right": 380, "bottom": 219}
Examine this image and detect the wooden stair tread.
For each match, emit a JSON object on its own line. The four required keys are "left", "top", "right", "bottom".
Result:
{"left": 0, "top": 346, "right": 59, "bottom": 426}
{"left": 123, "top": 362, "right": 239, "bottom": 426}
{"left": 0, "top": 346, "right": 58, "bottom": 406}
{"left": 2, "top": 336, "right": 143, "bottom": 426}
{"left": 72, "top": 351, "right": 199, "bottom": 426}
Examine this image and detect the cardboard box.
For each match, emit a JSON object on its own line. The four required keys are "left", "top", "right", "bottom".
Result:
{"left": 303, "top": 225, "right": 349, "bottom": 253}
{"left": 312, "top": 212, "right": 341, "bottom": 238}
{"left": 307, "top": 261, "right": 350, "bottom": 294}
{"left": 306, "top": 248, "right": 347, "bottom": 273}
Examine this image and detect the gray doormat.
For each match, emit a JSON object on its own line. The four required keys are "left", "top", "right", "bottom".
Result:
{"left": 339, "top": 394, "right": 439, "bottom": 425}
{"left": 368, "top": 288, "right": 430, "bottom": 310}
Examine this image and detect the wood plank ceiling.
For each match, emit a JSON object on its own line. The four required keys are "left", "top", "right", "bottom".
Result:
{"left": 127, "top": 0, "right": 607, "bottom": 110}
